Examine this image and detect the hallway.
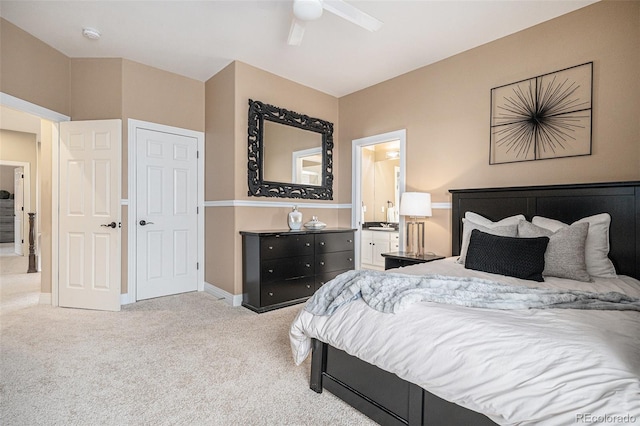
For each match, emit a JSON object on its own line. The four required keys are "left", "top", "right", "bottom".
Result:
{"left": 0, "top": 244, "right": 40, "bottom": 313}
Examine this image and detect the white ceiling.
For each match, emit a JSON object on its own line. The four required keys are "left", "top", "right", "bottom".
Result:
{"left": 1, "top": 0, "right": 597, "bottom": 98}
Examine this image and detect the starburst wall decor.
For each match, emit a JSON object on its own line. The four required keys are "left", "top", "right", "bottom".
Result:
{"left": 490, "top": 62, "right": 592, "bottom": 164}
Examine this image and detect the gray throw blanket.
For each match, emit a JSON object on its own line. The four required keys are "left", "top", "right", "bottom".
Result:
{"left": 304, "top": 270, "right": 640, "bottom": 316}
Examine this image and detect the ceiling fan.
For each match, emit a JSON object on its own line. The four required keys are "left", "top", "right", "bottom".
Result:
{"left": 287, "top": 0, "right": 383, "bottom": 46}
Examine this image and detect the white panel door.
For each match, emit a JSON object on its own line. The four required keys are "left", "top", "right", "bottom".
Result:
{"left": 13, "top": 167, "right": 24, "bottom": 255}
{"left": 136, "top": 128, "right": 198, "bottom": 300}
{"left": 59, "top": 120, "right": 121, "bottom": 311}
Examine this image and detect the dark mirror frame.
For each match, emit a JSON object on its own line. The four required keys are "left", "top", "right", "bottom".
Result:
{"left": 247, "top": 99, "right": 334, "bottom": 200}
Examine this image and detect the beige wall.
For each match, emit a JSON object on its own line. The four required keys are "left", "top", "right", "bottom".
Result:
{"left": 204, "top": 61, "right": 343, "bottom": 296}
{"left": 339, "top": 0, "right": 640, "bottom": 257}
{"left": 38, "top": 121, "right": 54, "bottom": 293}
{"left": 122, "top": 59, "right": 205, "bottom": 134}
{"left": 70, "top": 58, "right": 123, "bottom": 121}
{"left": 205, "top": 61, "right": 235, "bottom": 201}
{"left": 0, "top": 18, "right": 70, "bottom": 116}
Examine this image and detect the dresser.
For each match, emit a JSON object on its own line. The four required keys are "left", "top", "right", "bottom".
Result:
{"left": 0, "top": 199, "right": 15, "bottom": 243}
{"left": 240, "top": 228, "right": 356, "bottom": 313}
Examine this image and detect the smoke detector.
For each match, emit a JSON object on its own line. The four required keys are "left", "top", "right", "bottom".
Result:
{"left": 82, "top": 27, "right": 101, "bottom": 40}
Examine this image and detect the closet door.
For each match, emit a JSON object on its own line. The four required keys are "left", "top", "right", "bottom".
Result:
{"left": 135, "top": 127, "right": 198, "bottom": 301}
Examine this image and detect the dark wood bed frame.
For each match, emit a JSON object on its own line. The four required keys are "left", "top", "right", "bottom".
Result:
{"left": 310, "top": 181, "right": 640, "bottom": 425}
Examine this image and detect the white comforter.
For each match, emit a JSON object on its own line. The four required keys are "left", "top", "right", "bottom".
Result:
{"left": 290, "top": 258, "right": 640, "bottom": 425}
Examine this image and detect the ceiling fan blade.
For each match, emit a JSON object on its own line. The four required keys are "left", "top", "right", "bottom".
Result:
{"left": 287, "top": 18, "right": 306, "bottom": 46}
{"left": 322, "top": 0, "right": 383, "bottom": 32}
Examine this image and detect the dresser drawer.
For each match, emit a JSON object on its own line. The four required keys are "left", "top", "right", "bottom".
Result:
{"left": 316, "top": 251, "right": 354, "bottom": 274}
{"left": 261, "top": 234, "right": 314, "bottom": 260}
{"left": 315, "top": 269, "right": 350, "bottom": 291}
{"left": 261, "top": 278, "right": 315, "bottom": 306}
{"left": 261, "top": 255, "right": 314, "bottom": 282}
{"left": 315, "top": 232, "right": 355, "bottom": 254}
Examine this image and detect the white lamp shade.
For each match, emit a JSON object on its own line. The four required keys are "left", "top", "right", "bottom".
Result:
{"left": 399, "top": 192, "right": 432, "bottom": 217}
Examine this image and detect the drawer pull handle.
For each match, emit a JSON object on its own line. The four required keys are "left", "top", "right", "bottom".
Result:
{"left": 268, "top": 246, "right": 273, "bottom": 250}
{"left": 348, "top": 258, "right": 353, "bottom": 262}
{"left": 320, "top": 261, "right": 325, "bottom": 266}
{"left": 347, "top": 239, "right": 353, "bottom": 243}
{"left": 306, "top": 284, "right": 311, "bottom": 289}
{"left": 320, "top": 281, "right": 325, "bottom": 285}
{"left": 305, "top": 263, "right": 311, "bottom": 268}
{"left": 268, "top": 292, "right": 274, "bottom": 296}
{"left": 268, "top": 269, "right": 274, "bottom": 273}
{"left": 305, "top": 242, "right": 310, "bottom": 247}
{"left": 319, "top": 242, "right": 325, "bottom": 246}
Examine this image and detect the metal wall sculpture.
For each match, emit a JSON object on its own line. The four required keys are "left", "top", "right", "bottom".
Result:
{"left": 490, "top": 62, "right": 593, "bottom": 164}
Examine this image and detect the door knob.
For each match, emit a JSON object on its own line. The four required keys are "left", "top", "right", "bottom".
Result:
{"left": 139, "top": 220, "right": 154, "bottom": 226}
{"left": 100, "top": 222, "right": 117, "bottom": 228}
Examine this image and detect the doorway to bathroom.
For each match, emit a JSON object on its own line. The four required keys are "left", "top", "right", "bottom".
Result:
{"left": 352, "top": 130, "right": 406, "bottom": 270}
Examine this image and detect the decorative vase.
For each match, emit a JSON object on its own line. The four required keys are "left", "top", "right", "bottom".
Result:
{"left": 288, "top": 206, "right": 303, "bottom": 230}
{"left": 304, "top": 216, "right": 326, "bottom": 230}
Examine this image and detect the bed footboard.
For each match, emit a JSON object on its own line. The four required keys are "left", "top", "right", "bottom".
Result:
{"left": 310, "top": 339, "right": 497, "bottom": 426}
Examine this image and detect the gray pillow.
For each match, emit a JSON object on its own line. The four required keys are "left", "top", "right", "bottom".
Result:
{"left": 518, "top": 220, "right": 591, "bottom": 282}
{"left": 458, "top": 221, "right": 518, "bottom": 265}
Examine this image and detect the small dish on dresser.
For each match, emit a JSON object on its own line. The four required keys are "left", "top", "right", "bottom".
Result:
{"left": 304, "top": 216, "right": 326, "bottom": 230}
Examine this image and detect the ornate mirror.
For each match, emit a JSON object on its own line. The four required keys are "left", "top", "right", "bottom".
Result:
{"left": 247, "top": 99, "right": 333, "bottom": 199}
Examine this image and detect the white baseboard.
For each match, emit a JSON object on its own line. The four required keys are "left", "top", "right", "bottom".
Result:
{"left": 39, "top": 292, "right": 51, "bottom": 305}
{"left": 119, "top": 283, "right": 241, "bottom": 307}
{"left": 204, "top": 282, "right": 243, "bottom": 307}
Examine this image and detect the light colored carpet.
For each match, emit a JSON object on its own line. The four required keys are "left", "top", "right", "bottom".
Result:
{"left": 0, "top": 251, "right": 29, "bottom": 275}
{"left": 0, "top": 268, "right": 375, "bottom": 425}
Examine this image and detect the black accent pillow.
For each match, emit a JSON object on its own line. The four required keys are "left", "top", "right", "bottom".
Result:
{"left": 465, "top": 229, "right": 549, "bottom": 282}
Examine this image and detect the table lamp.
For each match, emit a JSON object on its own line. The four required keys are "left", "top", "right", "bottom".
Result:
{"left": 399, "top": 192, "right": 432, "bottom": 255}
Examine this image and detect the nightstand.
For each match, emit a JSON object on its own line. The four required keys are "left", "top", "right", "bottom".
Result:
{"left": 381, "top": 251, "right": 445, "bottom": 270}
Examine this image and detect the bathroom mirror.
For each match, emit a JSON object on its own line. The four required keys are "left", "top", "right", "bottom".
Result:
{"left": 361, "top": 141, "right": 400, "bottom": 223}
{"left": 248, "top": 99, "right": 333, "bottom": 199}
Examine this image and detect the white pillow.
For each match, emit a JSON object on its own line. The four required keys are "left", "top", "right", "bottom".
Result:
{"left": 465, "top": 212, "right": 526, "bottom": 227}
{"left": 457, "top": 212, "right": 523, "bottom": 264}
{"left": 532, "top": 213, "right": 617, "bottom": 278}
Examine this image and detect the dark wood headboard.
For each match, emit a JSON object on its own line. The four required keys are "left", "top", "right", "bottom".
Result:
{"left": 449, "top": 181, "right": 640, "bottom": 280}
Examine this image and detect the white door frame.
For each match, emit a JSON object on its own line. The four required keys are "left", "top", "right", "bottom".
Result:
{"left": 0, "top": 161, "right": 30, "bottom": 254}
{"left": 352, "top": 129, "right": 406, "bottom": 270}
{"left": 126, "top": 119, "right": 204, "bottom": 304}
{"left": 1, "top": 92, "right": 70, "bottom": 306}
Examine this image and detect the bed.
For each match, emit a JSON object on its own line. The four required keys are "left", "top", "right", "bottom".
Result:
{"left": 289, "top": 181, "right": 640, "bottom": 425}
